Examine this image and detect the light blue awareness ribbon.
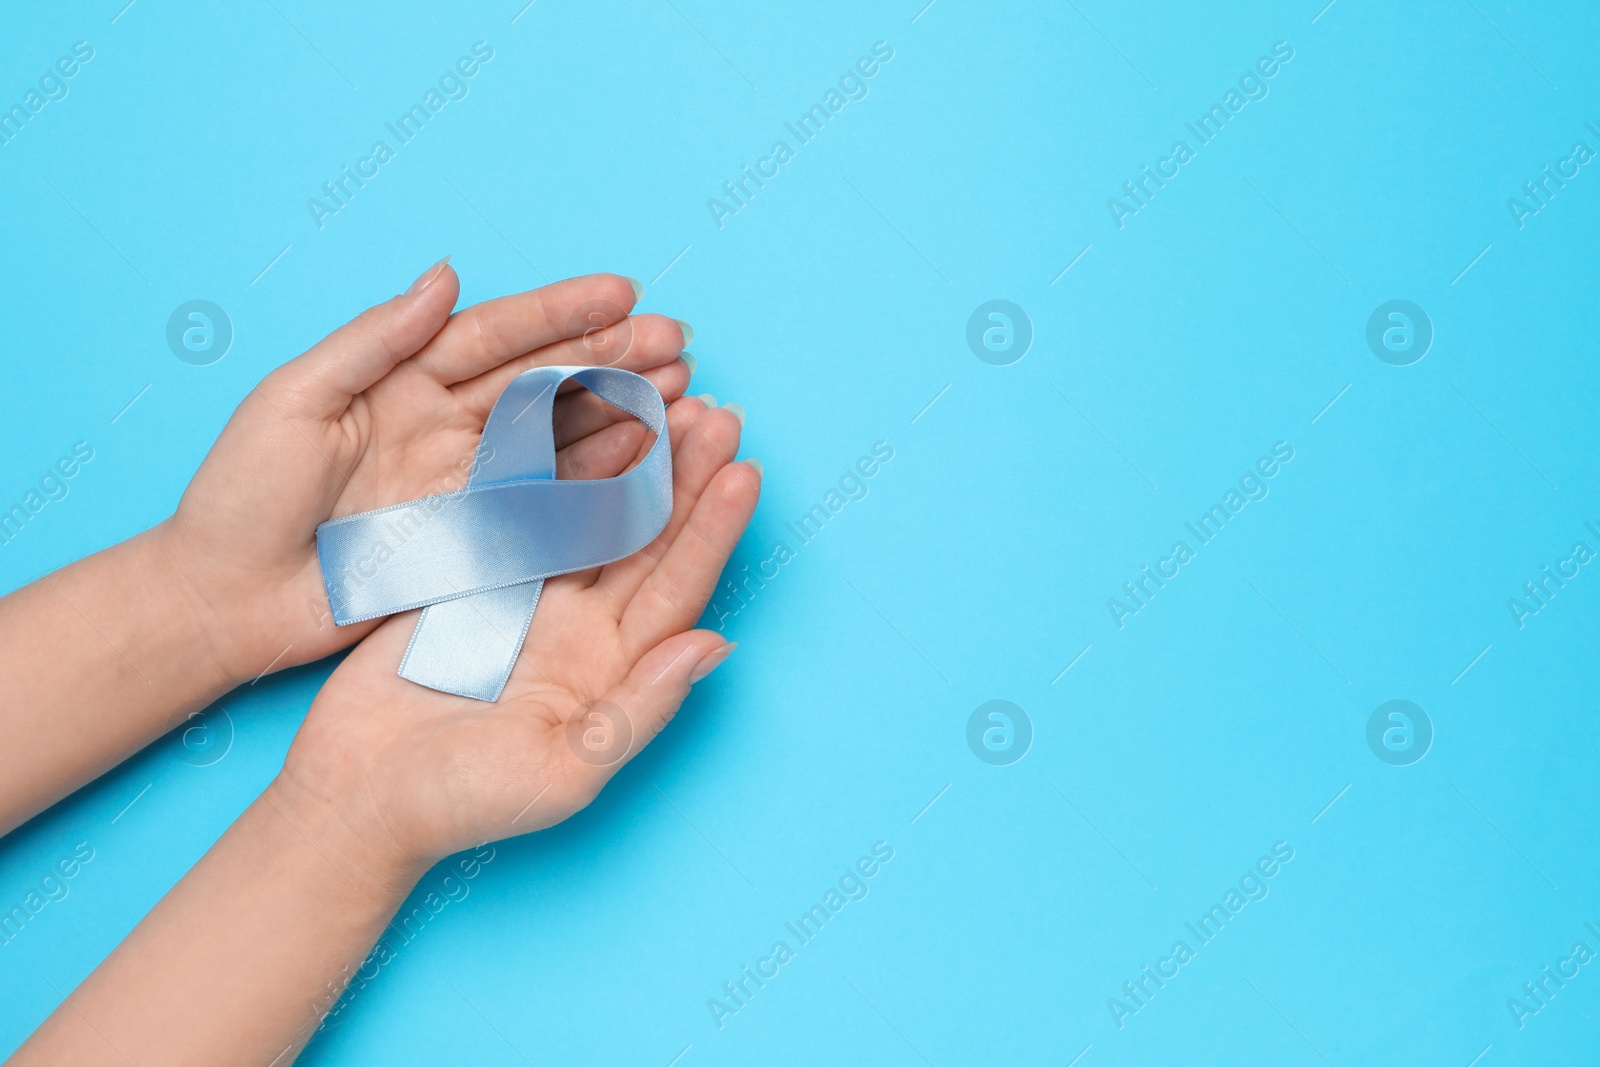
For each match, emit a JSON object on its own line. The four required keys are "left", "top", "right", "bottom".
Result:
{"left": 315, "top": 366, "right": 672, "bottom": 702}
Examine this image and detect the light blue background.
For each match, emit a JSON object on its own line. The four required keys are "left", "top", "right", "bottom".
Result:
{"left": 3, "top": 1, "right": 1599, "bottom": 1063}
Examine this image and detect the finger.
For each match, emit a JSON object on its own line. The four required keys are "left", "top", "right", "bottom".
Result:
{"left": 542, "top": 382, "right": 694, "bottom": 591}
{"left": 593, "top": 398, "right": 740, "bottom": 604}
{"left": 538, "top": 313, "right": 688, "bottom": 371}
{"left": 452, "top": 315, "right": 689, "bottom": 420}
{"left": 550, "top": 388, "right": 702, "bottom": 590}
{"left": 543, "top": 418, "right": 660, "bottom": 593}
{"left": 413, "top": 273, "right": 639, "bottom": 385}
{"left": 551, "top": 358, "right": 692, "bottom": 449}
{"left": 597, "top": 629, "right": 737, "bottom": 774}
{"left": 266, "top": 259, "right": 459, "bottom": 420}
{"left": 554, "top": 418, "right": 648, "bottom": 482}
{"left": 619, "top": 459, "right": 761, "bottom": 656}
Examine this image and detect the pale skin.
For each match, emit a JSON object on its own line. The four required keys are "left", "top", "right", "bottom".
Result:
{"left": 3, "top": 262, "right": 759, "bottom": 1064}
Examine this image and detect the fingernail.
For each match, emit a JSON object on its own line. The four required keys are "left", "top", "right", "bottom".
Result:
{"left": 675, "top": 319, "right": 695, "bottom": 346}
{"left": 682, "top": 352, "right": 697, "bottom": 376}
{"left": 407, "top": 256, "right": 451, "bottom": 296}
{"left": 746, "top": 458, "right": 763, "bottom": 477}
{"left": 724, "top": 402, "right": 745, "bottom": 427}
{"left": 690, "top": 642, "right": 737, "bottom": 683}
{"left": 698, "top": 393, "right": 718, "bottom": 408}
{"left": 625, "top": 276, "right": 643, "bottom": 302}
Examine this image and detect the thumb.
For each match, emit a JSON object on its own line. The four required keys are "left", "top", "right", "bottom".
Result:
{"left": 272, "top": 258, "right": 461, "bottom": 419}
{"left": 604, "top": 630, "right": 737, "bottom": 761}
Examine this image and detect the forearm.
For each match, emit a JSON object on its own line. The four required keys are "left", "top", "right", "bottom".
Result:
{"left": 0, "top": 523, "right": 240, "bottom": 834}
{"left": 12, "top": 777, "right": 422, "bottom": 1066}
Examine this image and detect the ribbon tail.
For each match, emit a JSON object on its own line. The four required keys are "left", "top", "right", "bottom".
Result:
{"left": 398, "top": 579, "right": 544, "bottom": 702}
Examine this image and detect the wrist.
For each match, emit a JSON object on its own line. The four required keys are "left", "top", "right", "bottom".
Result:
{"left": 94, "top": 525, "right": 242, "bottom": 700}
{"left": 261, "top": 772, "right": 431, "bottom": 897}
{"left": 141, "top": 518, "right": 262, "bottom": 690}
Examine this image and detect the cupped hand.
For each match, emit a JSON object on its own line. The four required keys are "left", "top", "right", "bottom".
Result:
{"left": 159, "top": 263, "right": 693, "bottom": 684}
{"left": 271, "top": 393, "right": 759, "bottom": 868}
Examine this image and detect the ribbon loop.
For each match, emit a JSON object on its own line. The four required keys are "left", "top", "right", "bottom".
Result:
{"left": 315, "top": 366, "right": 672, "bottom": 701}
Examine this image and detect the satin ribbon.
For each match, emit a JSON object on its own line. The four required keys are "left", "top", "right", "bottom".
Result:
{"left": 315, "top": 366, "right": 672, "bottom": 701}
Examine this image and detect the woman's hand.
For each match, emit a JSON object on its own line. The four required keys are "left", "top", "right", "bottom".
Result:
{"left": 1, "top": 276, "right": 749, "bottom": 1066}
{"left": 8, "top": 406, "right": 757, "bottom": 1064}
{"left": 158, "top": 262, "right": 694, "bottom": 686}
{"left": 269, "top": 392, "right": 757, "bottom": 867}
